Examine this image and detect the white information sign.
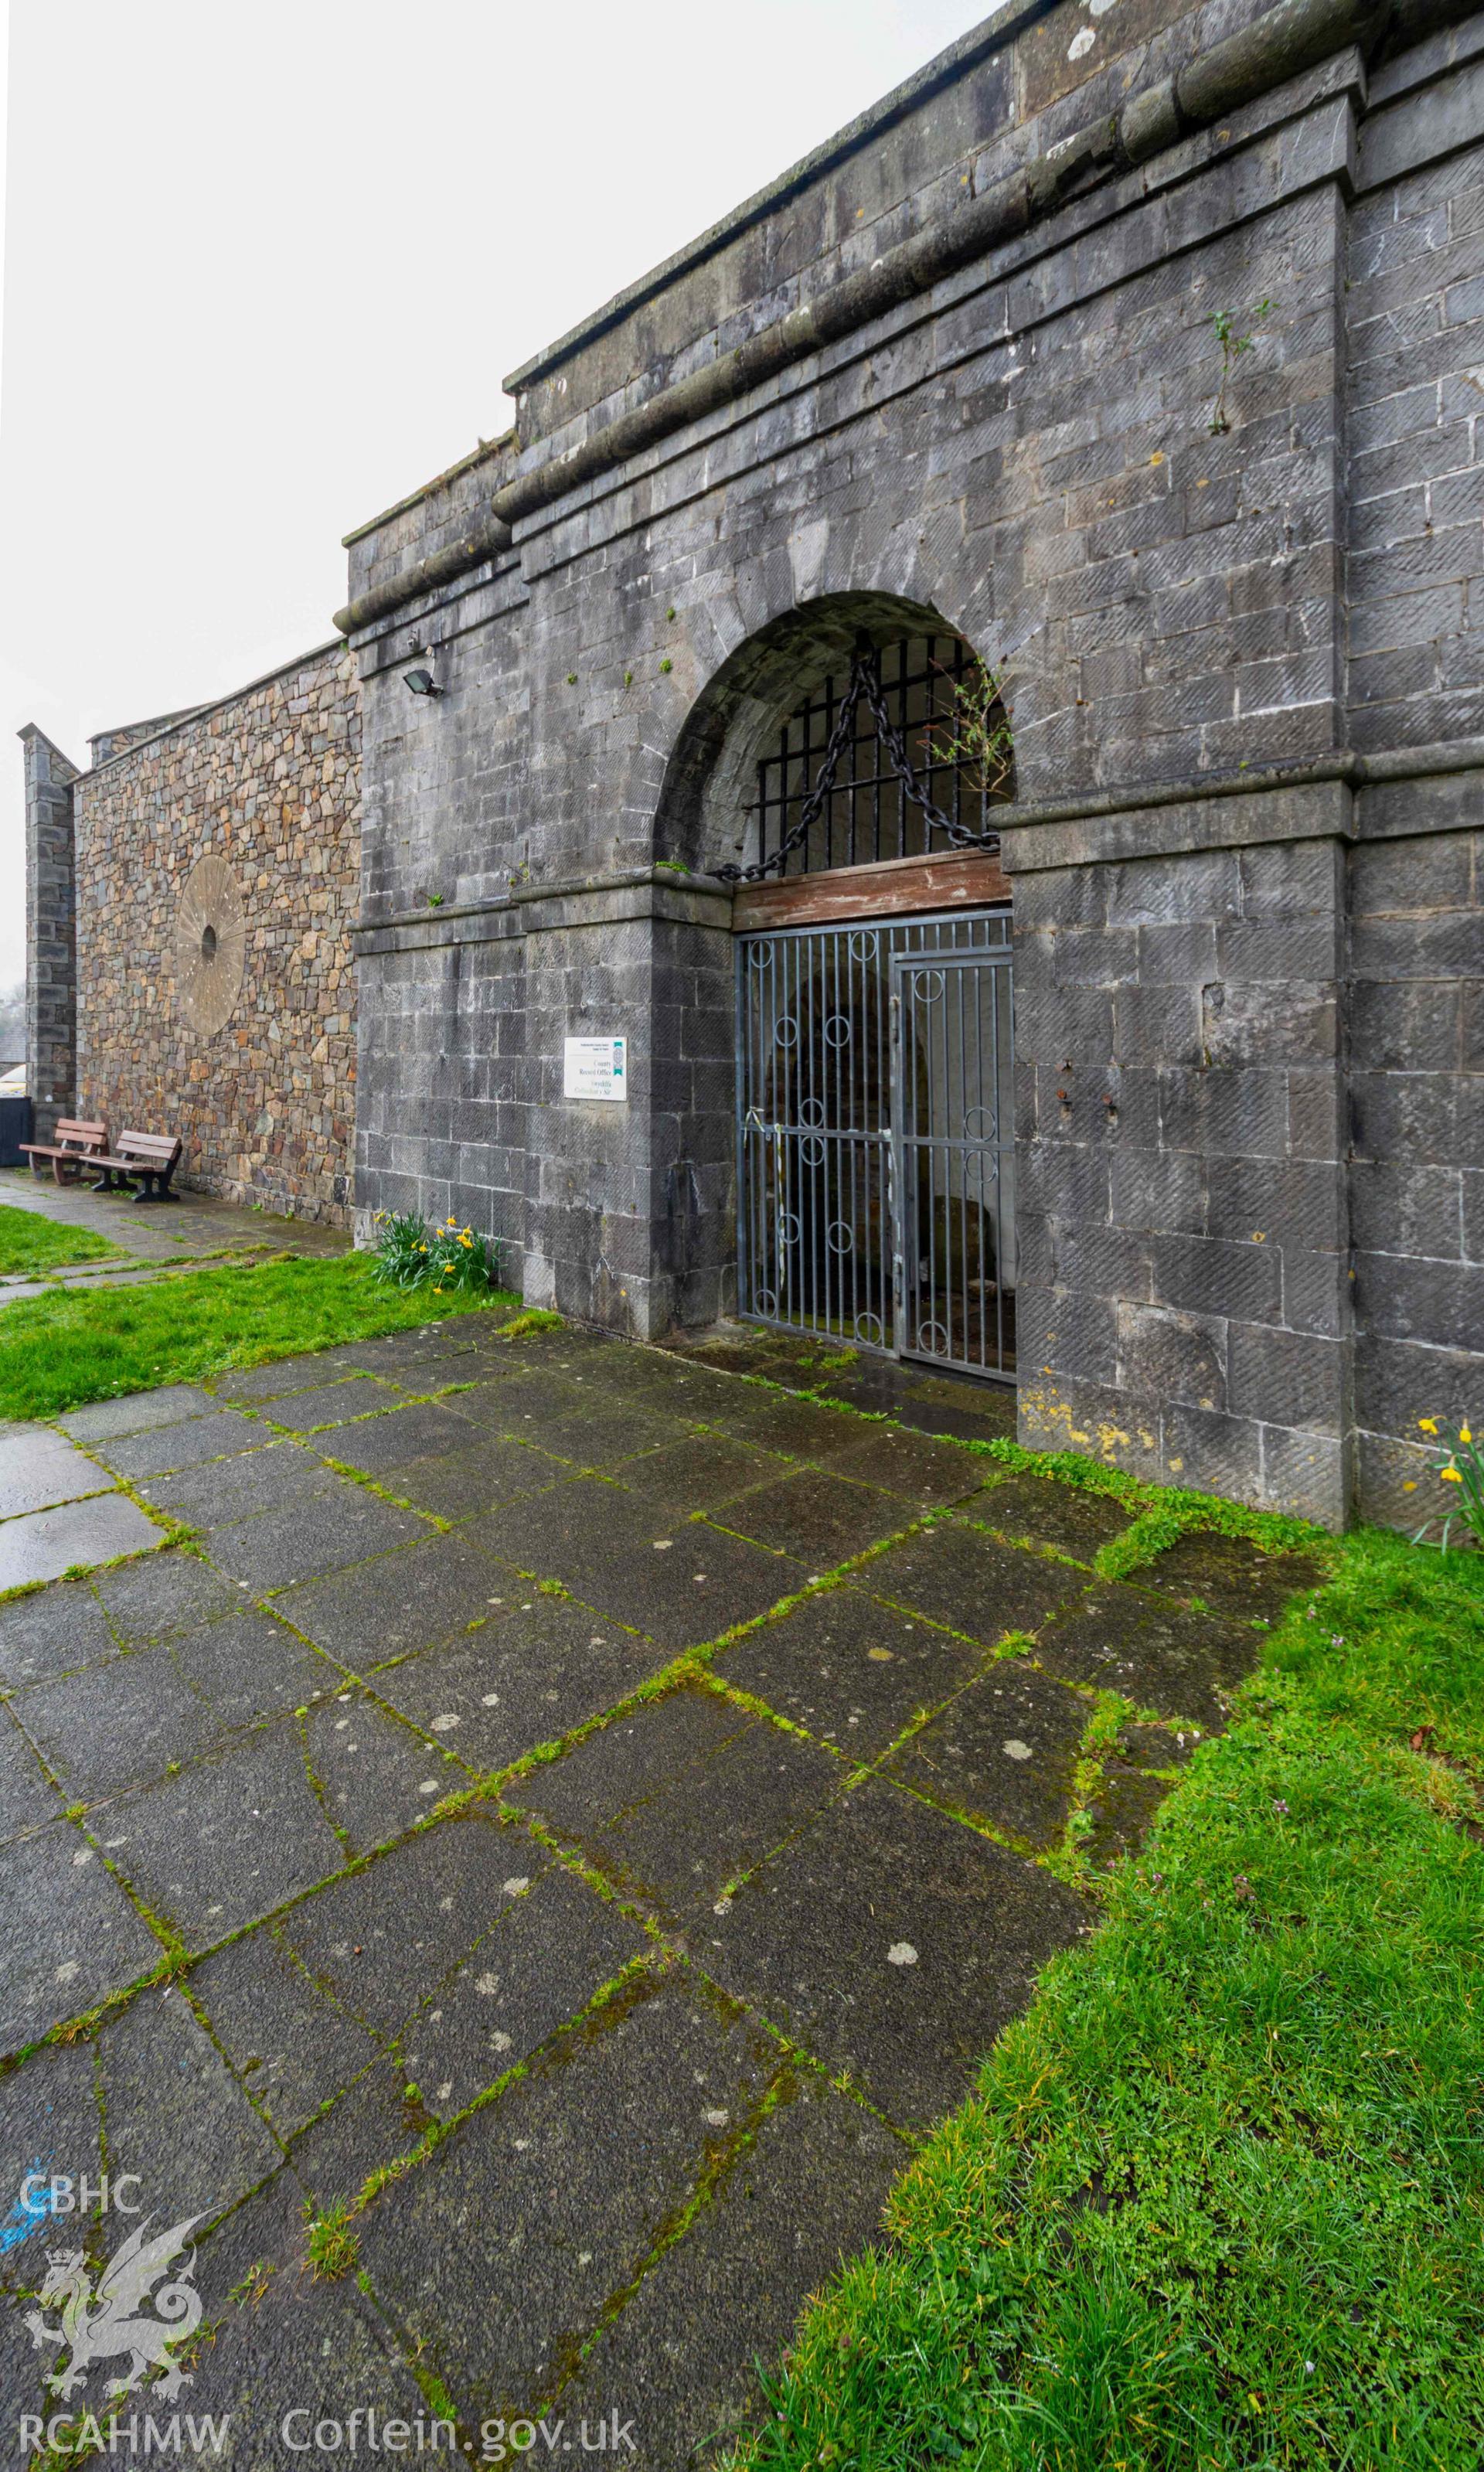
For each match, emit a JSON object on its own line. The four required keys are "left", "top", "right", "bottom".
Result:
{"left": 563, "top": 1035, "right": 628, "bottom": 1102}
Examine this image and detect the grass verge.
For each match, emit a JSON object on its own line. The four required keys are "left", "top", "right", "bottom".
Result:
{"left": 729, "top": 1525, "right": 1484, "bottom": 2470}
{"left": 0, "top": 1250, "right": 519, "bottom": 1420}
{"left": 0, "top": 1199, "right": 124, "bottom": 1278}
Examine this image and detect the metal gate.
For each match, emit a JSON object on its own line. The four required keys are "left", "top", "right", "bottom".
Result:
{"left": 736, "top": 910, "right": 1015, "bottom": 1381}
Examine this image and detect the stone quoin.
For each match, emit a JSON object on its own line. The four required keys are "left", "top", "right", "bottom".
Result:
{"left": 22, "top": 0, "right": 1484, "bottom": 1527}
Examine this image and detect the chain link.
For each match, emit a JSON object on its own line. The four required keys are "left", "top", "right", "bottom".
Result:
{"left": 714, "top": 643, "right": 1003, "bottom": 884}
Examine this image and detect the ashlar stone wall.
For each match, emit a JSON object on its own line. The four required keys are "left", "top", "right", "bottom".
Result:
{"left": 72, "top": 644, "right": 361, "bottom": 1223}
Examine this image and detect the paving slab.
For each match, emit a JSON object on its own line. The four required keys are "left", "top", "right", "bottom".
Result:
{"left": 155, "top": 2244, "right": 433, "bottom": 2441}
{"left": 823, "top": 1421, "right": 992, "bottom": 1506}
{"left": 0, "top": 1490, "right": 166, "bottom": 1591}
{"left": 0, "top": 1426, "right": 116, "bottom": 1520}
{"left": 274, "top": 1529, "right": 509, "bottom": 1671}
{"left": 210, "top": 1351, "right": 370, "bottom": 1404}
{"left": 441, "top": 1370, "right": 597, "bottom": 1433}
{"left": 0, "top": 2038, "right": 103, "bottom": 2291}
{"left": 288, "top": 2050, "right": 431, "bottom": 2212}
{"left": 277, "top": 1815, "right": 550, "bottom": 2035}
{"left": 303, "top": 1687, "right": 468, "bottom": 1851}
{"left": 509, "top": 1684, "right": 849, "bottom": 1919}
{"left": 692, "top": 1388, "right": 875, "bottom": 1463}
{"left": 97, "top": 1980, "right": 284, "bottom": 2227}
{"left": 93, "top": 1405, "right": 271, "bottom": 1482}
{"left": 0, "top": 1710, "right": 70, "bottom": 1842}
{"left": 354, "top": 1971, "right": 776, "bottom": 2416}
{"left": 258, "top": 1375, "right": 405, "bottom": 1434}
{"left": 495, "top": 1395, "right": 695, "bottom": 1469}
{"left": 0, "top": 1578, "right": 117, "bottom": 1686}
{"left": 134, "top": 1435, "right": 343, "bottom": 1527}
{"left": 189, "top": 1920, "right": 382, "bottom": 2138}
{"left": 93, "top": 1546, "right": 243, "bottom": 1641}
{"left": 372, "top": 1599, "right": 670, "bottom": 1769}
{"left": 473, "top": 1477, "right": 796, "bottom": 1648}
{"left": 612, "top": 1431, "right": 793, "bottom": 1511}
{"left": 563, "top": 2065, "right": 903, "bottom": 2468}
{"left": 204, "top": 1481, "right": 432, "bottom": 1593}
{"left": 1033, "top": 1582, "right": 1261, "bottom": 1731}
{"left": 1084, "top": 1720, "right": 1200, "bottom": 1866}
{"left": 709, "top": 1465, "right": 910, "bottom": 1563}
{"left": 333, "top": 1325, "right": 487, "bottom": 1377}
{"left": 1136, "top": 1531, "right": 1322, "bottom": 1622}
{"left": 713, "top": 1583, "right": 982, "bottom": 1757}
{"left": 57, "top": 1383, "right": 216, "bottom": 1442}
{"left": 171, "top": 1609, "right": 345, "bottom": 1727}
{"left": 0, "top": 1818, "right": 162, "bottom": 2055}
{"left": 866, "top": 1517, "right": 1091, "bottom": 1644}
{"left": 372, "top": 1434, "right": 564, "bottom": 1520}
{"left": 974, "top": 1469, "right": 1135, "bottom": 1561}
{"left": 881, "top": 1658, "right": 1094, "bottom": 1847}
{"left": 818, "top": 1359, "right": 1018, "bottom": 1444}
{"left": 311, "top": 1397, "right": 483, "bottom": 1473}
{"left": 12, "top": 1644, "right": 226, "bottom": 1799}
{"left": 706, "top": 1776, "right": 1091, "bottom": 2130}
{"left": 395, "top": 1861, "right": 649, "bottom": 2120}
{"left": 97, "top": 1723, "right": 348, "bottom": 1946}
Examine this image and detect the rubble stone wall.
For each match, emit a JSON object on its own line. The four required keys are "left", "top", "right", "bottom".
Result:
{"left": 72, "top": 644, "right": 361, "bottom": 1224}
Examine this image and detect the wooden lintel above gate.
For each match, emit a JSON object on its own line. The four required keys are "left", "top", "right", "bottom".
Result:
{"left": 730, "top": 847, "right": 1009, "bottom": 932}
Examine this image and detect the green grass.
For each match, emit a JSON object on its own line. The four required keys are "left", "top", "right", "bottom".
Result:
{"left": 0, "top": 1200, "right": 124, "bottom": 1278}
{"left": 0, "top": 1249, "right": 519, "bottom": 1420}
{"left": 731, "top": 1526, "right": 1484, "bottom": 2471}
{"left": 303, "top": 2201, "right": 359, "bottom": 2280}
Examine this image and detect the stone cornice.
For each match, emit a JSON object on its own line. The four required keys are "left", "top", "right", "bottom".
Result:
{"left": 333, "top": 0, "right": 1471, "bottom": 638}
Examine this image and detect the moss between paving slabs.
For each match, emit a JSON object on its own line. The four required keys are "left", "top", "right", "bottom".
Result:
{"left": 0, "top": 1251, "right": 519, "bottom": 1421}
{"left": 726, "top": 1521, "right": 1484, "bottom": 2472}
{"left": 0, "top": 1200, "right": 124, "bottom": 1279}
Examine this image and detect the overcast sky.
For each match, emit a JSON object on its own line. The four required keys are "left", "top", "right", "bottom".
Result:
{"left": 0, "top": 0, "right": 990, "bottom": 996}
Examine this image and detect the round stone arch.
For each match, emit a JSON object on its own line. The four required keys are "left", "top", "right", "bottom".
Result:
{"left": 648, "top": 589, "right": 1018, "bottom": 1372}
{"left": 654, "top": 588, "right": 1007, "bottom": 877}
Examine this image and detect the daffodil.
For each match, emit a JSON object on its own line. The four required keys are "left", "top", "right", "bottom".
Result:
{"left": 1441, "top": 1464, "right": 1463, "bottom": 1483}
{"left": 1419, "top": 1418, "right": 1438, "bottom": 1435}
{"left": 1462, "top": 1424, "right": 1473, "bottom": 1445}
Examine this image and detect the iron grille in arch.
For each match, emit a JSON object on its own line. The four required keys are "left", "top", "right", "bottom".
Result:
{"left": 737, "top": 911, "right": 1016, "bottom": 1382}
{"left": 722, "top": 634, "right": 1013, "bottom": 884}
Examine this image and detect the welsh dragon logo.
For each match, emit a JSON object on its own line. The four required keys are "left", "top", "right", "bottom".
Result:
{"left": 24, "top": 2217, "right": 204, "bottom": 2399}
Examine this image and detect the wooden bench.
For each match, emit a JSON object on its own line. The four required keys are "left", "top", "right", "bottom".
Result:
{"left": 88, "top": 1129, "right": 184, "bottom": 1204}
{"left": 18, "top": 1118, "right": 109, "bottom": 1186}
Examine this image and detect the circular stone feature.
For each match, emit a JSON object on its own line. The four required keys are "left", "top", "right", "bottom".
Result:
{"left": 175, "top": 856, "right": 247, "bottom": 1035}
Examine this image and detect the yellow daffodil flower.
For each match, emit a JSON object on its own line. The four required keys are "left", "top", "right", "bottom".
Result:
{"left": 1462, "top": 1424, "right": 1473, "bottom": 1444}
{"left": 1441, "top": 1465, "right": 1463, "bottom": 1483}
{"left": 1418, "top": 1418, "right": 1438, "bottom": 1435}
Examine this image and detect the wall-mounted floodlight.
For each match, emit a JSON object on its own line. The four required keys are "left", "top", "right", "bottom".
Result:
{"left": 403, "top": 664, "right": 443, "bottom": 698}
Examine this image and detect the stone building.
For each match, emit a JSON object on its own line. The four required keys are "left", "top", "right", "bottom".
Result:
{"left": 24, "top": 0, "right": 1484, "bottom": 1527}
{"left": 22, "top": 645, "right": 360, "bottom": 1224}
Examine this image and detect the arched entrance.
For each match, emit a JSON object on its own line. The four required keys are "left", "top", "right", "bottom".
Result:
{"left": 662, "top": 600, "right": 1018, "bottom": 1381}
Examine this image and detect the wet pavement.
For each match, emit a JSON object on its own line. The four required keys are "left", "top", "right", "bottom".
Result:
{"left": 0, "top": 1313, "right": 1315, "bottom": 2465}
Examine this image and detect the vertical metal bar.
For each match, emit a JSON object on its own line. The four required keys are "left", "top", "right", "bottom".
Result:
{"left": 735, "top": 943, "right": 749, "bottom": 1321}
{"left": 957, "top": 962, "right": 968, "bottom": 1371}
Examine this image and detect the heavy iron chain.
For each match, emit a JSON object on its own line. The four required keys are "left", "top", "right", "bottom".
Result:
{"left": 714, "top": 640, "right": 1003, "bottom": 884}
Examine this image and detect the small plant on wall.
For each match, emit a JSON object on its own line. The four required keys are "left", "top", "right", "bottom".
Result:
{"left": 1208, "top": 298, "right": 1271, "bottom": 434}
{"left": 928, "top": 657, "right": 1015, "bottom": 801}
{"left": 372, "top": 1209, "right": 502, "bottom": 1295}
